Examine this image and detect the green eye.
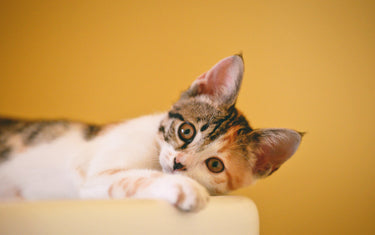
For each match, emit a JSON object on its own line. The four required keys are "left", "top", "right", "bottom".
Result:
{"left": 178, "top": 122, "right": 196, "bottom": 142}
{"left": 205, "top": 157, "right": 225, "bottom": 173}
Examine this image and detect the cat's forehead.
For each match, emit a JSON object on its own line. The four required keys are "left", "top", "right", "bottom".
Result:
{"left": 171, "top": 99, "right": 224, "bottom": 123}
{"left": 168, "top": 99, "right": 253, "bottom": 153}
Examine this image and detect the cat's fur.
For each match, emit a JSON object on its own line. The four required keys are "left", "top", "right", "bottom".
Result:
{"left": 0, "top": 54, "right": 302, "bottom": 211}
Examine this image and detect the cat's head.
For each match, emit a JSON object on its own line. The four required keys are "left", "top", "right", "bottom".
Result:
{"left": 157, "top": 54, "right": 302, "bottom": 195}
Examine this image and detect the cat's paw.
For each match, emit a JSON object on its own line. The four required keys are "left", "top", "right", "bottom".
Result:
{"left": 153, "top": 174, "right": 210, "bottom": 212}
{"left": 86, "top": 170, "right": 210, "bottom": 212}
{"left": 172, "top": 175, "right": 210, "bottom": 212}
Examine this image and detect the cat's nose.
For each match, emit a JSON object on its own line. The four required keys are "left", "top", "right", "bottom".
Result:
{"left": 173, "top": 157, "right": 186, "bottom": 171}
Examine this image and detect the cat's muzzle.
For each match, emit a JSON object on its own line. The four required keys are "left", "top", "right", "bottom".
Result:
{"left": 173, "top": 158, "right": 187, "bottom": 171}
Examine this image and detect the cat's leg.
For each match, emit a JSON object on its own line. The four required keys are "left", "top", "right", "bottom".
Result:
{"left": 79, "top": 169, "right": 209, "bottom": 212}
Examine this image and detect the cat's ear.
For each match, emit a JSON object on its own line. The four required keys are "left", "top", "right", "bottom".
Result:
{"left": 249, "top": 128, "right": 303, "bottom": 178}
{"left": 181, "top": 54, "right": 244, "bottom": 107}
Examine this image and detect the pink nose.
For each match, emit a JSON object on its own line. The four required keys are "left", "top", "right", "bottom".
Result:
{"left": 173, "top": 157, "right": 186, "bottom": 171}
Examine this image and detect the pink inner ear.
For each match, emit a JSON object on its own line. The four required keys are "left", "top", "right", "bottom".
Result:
{"left": 253, "top": 143, "right": 291, "bottom": 176}
{"left": 196, "top": 72, "right": 207, "bottom": 81}
{"left": 195, "top": 72, "right": 216, "bottom": 96}
{"left": 252, "top": 129, "right": 302, "bottom": 177}
{"left": 193, "top": 55, "right": 243, "bottom": 99}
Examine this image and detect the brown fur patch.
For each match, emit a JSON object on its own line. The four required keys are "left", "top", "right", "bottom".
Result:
{"left": 0, "top": 117, "right": 119, "bottom": 162}
{"left": 83, "top": 122, "right": 120, "bottom": 140}
{"left": 0, "top": 117, "right": 79, "bottom": 161}
{"left": 0, "top": 146, "right": 11, "bottom": 161}
{"left": 84, "top": 124, "right": 102, "bottom": 140}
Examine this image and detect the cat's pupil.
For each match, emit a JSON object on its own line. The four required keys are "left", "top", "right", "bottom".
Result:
{"left": 212, "top": 161, "right": 219, "bottom": 168}
{"left": 183, "top": 129, "right": 190, "bottom": 135}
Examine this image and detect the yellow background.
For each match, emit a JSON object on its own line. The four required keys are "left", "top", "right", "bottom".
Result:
{"left": 1, "top": 1, "right": 374, "bottom": 234}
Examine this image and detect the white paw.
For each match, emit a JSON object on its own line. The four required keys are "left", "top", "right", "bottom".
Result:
{"left": 151, "top": 174, "right": 210, "bottom": 212}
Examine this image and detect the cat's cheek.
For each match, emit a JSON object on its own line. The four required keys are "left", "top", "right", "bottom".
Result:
{"left": 158, "top": 144, "right": 177, "bottom": 173}
{"left": 184, "top": 168, "right": 226, "bottom": 195}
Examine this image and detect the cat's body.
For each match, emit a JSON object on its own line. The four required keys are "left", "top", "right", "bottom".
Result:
{"left": 0, "top": 114, "right": 164, "bottom": 198}
{"left": 0, "top": 55, "right": 302, "bottom": 211}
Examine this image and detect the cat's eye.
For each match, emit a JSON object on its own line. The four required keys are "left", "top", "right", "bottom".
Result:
{"left": 205, "top": 157, "right": 225, "bottom": 173}
{"left": 178, "top": 122, "right": 196, "bottom": 142}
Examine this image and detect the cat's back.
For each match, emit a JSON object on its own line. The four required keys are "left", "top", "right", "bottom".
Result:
{"left": 0, "top": 114, "right": 166, "bottom": 199}
{"left": 0, "top": 117, "right": 95, "bottom": 199}
{"left": 0, "top": 117, "right": 104, "bottom": 162}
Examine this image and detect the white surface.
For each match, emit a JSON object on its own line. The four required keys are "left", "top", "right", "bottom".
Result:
{"left": 0, "top": 196, "right": 259, "bottom": 235}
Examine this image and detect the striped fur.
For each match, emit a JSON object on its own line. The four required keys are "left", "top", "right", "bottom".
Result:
{"left": 0, "top": 117, "right": 104, "bottom": 161}
{"left": 0, "top": 54, "right": 302, "bottom": 211}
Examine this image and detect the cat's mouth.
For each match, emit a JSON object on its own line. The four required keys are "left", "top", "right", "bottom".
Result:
{"left": 160, "top": 157, "right": 187, "bottom": 174}
{"left": 173, "top": 158, "right": 187, "bottom": 171}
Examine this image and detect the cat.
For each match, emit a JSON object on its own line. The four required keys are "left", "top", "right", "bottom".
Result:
{"left": 0, "top": 54, "right": 302, "bottom": 212}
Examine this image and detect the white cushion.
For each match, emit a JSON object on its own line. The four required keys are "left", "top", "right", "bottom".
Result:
{"left": 0, "top": 196, "right": 259, "bottom": 235}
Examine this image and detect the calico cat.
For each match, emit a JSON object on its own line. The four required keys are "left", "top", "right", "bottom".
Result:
{"left": 0, "top": 54, "right": 302, "bottom": 212}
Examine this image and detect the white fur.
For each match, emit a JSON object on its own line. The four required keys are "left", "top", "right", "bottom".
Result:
{"left": 0, "top": 113, "right": 209, "bottom": 211}
{"left": 0, "top": 55, "right": 300, "bottom": 211}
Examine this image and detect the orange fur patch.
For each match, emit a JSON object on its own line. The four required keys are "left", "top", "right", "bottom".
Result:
{"left": 225, "top": 170, "right": 234, "bottom": 190}
{"left": 119, "top": 178, "right": 130, "bottom": 190}
{"left": 6, "top": 135, "right": 26, "bottom": 154}
{"left": 126, "top": 177, "right": 153, "bottom": 197}
{"left": 214, "top": 177, "right": 226, "bottom": 184}
{"left": 98, "top": 168, "right": 126, "bottom": 176}
{"left": 175, "top": 185, "right": 186, "bottom": 206}
{"left": 107, "top": 173, "right": 162, "bottom": 198}
{"left": 218, "top": 125, "right": 241, "bottom": 153}
{"left": 75, "top": 166, "right": 86, "bottom": 179}
{"left": 108, "top": 184, "right": 114, "bottom": 198}
{"left": 10, "top": 187, "right": 24, "bottom": 200}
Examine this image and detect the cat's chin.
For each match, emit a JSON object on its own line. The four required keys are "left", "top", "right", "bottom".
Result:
{"left": 158, "top": 145, "right": 178, "bottom": 174}
{"left": 159, "top": 159, "right": 174, "bottom": 174}
{"left": 161, "top": 166, "right": 173, "bottom": 174}
{"left": 160, "top": 164, "right": 183, "bottom": 175}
